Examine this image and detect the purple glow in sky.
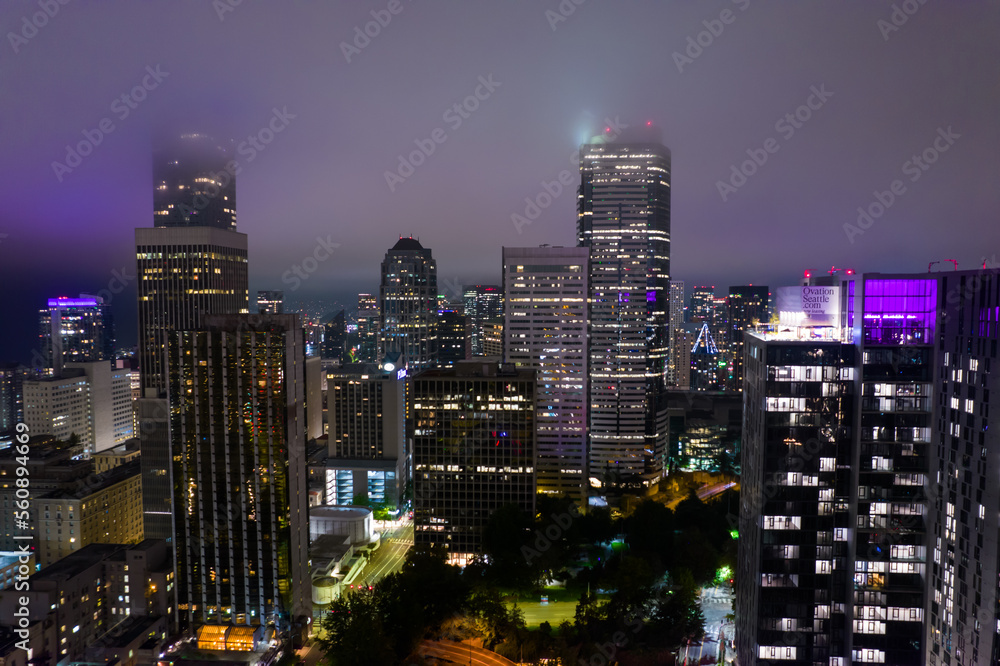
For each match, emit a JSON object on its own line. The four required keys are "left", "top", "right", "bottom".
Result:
{"left": 0, "top": 2, "right": 998, "bottom": 360}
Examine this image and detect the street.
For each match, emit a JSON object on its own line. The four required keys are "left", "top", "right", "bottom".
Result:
{"left": 353, "top": 521, "right": 413, "bottom": 587}
{"left": 697, "top": 585, "right": 736, "bottom": 665}
{"left": 416, "top": 638, "right": 517, "bottom": 666}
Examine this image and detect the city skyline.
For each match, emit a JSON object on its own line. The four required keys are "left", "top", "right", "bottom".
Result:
{"left": 2, "top": 2, "right": 999, "bottom": 363}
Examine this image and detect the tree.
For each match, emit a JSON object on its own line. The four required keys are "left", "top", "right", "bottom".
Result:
{"left": 316, "top": 590, "right": 395, "bottom": 666}
{"left": 649, "top": 569, "right": 705, "bottom": 648}
{"left": 349, "top": 492, "right": 370, "bottom": 508}
{"left": 481, "top": 503, "right": 539, "bottom": 589}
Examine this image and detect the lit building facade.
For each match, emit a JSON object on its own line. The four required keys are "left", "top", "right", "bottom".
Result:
{"left": 577, "top": 126, "right": 671, "bottom": 486}
{"left": 379, "top": 237, "right": 438, "bottom": 372}
{"left": 355, "top": 293, "right": 380, "bottom": 363}
{"left": 463, "top": 285, "right": 503, "bottom": 356}
{"left": 690, "top": 285, "right": 716, "bottom": 323}
{"left": 668, "top": 280, "right": 685, "bottom": 384}
{"left": 153, "top": 133, "right": 236, "bottom": 231}
{"left": 22, "top": 361, "right": 132, "bottom": 456}
{"left": 738, "top": 331, "right": 857, "bottom": 665}
{"left": 168, "top": 314, "right": 310, "bottom": 630}
{"left": 32, "top": 460, "right": 144, "bottom": 567}
{"left": 38, "top": 295, "right": 114, "bottom": 375}
{"left": 737, "top": 273, "right": 968, "bottom": 665}
{"left": 256, "top": 290, "right": 284, "bottom": 314}
{"left": 727, "top": 285, "right": 769, "bottom": 392}
{"left": 437, "top": 305, "right": 467, "bottom": 368}
{"left": 412, "top": 361, "right": 535, "bottom": 565}
{"left": 322, "top": 363, "right": 406, "bottom": 508}
{"left": 503, "top": 246, "right": 589, "bottom": 504}
{"left": 136, "top": 225, "right": 249, "bottom": 395}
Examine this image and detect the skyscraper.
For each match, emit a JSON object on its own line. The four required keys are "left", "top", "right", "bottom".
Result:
{"left": 257, "top": 290, "right": 284, "bottom": 314}
{"left": 39, "top": 295, "right": 114, "bottom": 375}
{"left": 355, "top": 293, "right": 379, "bottom": 363}
{"left": 322, "top": 309, "right": 345, "bottom": 360}
{"left": 737, "top": 271, "right": 980, "bottom": 665}
{"left": 436, "top": 304, "right": 467, "bottom": 368}
{"left": 463, "top": 285, "right": 503, "bottom": 356}
{"left": 738, "top": 327, "right": 857, "bottom": 666}
{"left": 727, "top": 285, "right": 769, "bottom": 392}
{"left": 379, "top": 237, "right": 437, "bottom": 372}
{"left": 138, "top": 134, "right": 248, "bottom": 395}
{"left": 690, "top": 285, "right": 716, "bottom": 323}
{"left": 503, "top": 246, "right": 589, "bottom": 504}
{"left": 577, "top": 125, "right": 671, "bottom": 486}
{"left": 668, "top": 280, "right": 685, "bottom": 384}
{"left": 168, "top": 314, "right": 309, "bottom": 631}
{"left": 412, "top": 361, "right": 535, "bottom": 566}
{"left": 153, "top": 133, "right": 236, "bottom": 231}
{"left": 136, "top": 226, "right": 249, "bottom": 394}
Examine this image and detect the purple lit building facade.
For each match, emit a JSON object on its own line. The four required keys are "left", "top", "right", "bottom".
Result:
{"left": 39, "top": 295, "right": 114, "bottom": 375}
{"left": 739, "top": 270, "right": 1000, "bottom": 665}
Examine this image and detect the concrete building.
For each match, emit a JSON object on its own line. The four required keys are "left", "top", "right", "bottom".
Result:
{"left": 22, "top": 361, "right": 133, "bottom": 457}
{"left": 320, "top": 363, "right": 406, "bottom": 508}
{"left": 0, "top": 540, "right": 172, "bottom": 666}
{"left": 32, "top": 460, "right": 144, "bottom": 567}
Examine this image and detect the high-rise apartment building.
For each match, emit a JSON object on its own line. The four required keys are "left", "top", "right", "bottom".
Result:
{"left": 153, "top": 133, "right": 236, "bottom": 231}
{"left": 738, "top": 330, "right": 857, "bottom": 665}
{"left": 503, "top": 246, "right": 589, "bottom": 504}
{"left": 728, "top": 285, "right": 769, "bottom": 392}
{"left": 736, "top": 270, "right": 1000, "bottom": 665}
{"left": 412, "top": 361, "right": 535, "bottom": 565}
{"left": 168, "top": 314, "right": 309, "bottom": 630}
{"left": 463, "top": 285, "right": 503, "bottom": 356}
{"left": 257, "top": 290, "right": 284, "bottom": 314}
{"left": 379, "top": 237, "right": 437, "bottom": 372}
{"left": 577, "top": 125, "right": 671, "bottom": 486}
{"left": 39, "top": 295, "right": 114, "bottom": 375}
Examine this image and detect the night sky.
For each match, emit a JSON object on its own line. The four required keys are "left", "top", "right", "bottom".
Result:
{"left": 1, "top": 1, "right": 998, "bottom": 362}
